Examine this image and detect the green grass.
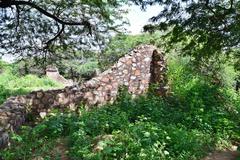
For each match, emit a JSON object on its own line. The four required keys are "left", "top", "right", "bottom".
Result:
{"left": 0, "top": 61, "right": 62, "bottom": 104}
{"left": 1, "top": 89, "right": 239, "bottom": 160}
{"left": 0, "top": 57, "right": 239, "bottom": 160}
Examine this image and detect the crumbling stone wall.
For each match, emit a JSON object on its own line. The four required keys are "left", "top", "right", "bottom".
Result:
{"left": 0, "top": 85, "right": 81, "bottom": 148}
{"left": 82, "top": 45, "right": 167, "bottom": 105}
{"left": 0, "top": 45, "right": 167, "bottom": 148}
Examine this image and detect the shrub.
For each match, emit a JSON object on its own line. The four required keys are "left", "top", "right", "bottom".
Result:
{"left": 1, "top": 55, "right": 239, "bottom": 160}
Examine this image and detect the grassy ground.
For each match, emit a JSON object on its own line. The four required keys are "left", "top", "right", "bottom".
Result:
{"left": 0, "top": 90, "right": 239, "bottom": 159}
{"left": 0, "top": 61, "right": 62, "bottom": 104}
{"left": 0, "top": 57, "right": 239, "bottom": 160}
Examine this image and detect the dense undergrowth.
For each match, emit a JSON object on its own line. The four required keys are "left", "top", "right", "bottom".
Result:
{"left": 0, "top": 57, "right": 239, "bottom": 160}
{"left": 0, "top": 61, "right": 62, "bottom": 104}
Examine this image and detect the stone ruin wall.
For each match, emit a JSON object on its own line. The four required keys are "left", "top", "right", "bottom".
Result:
{"left": 0, "top": 45, "right": 168, "bottom": 148}
{"left": 82, "top": 45, "right": 167, "bottom": 105}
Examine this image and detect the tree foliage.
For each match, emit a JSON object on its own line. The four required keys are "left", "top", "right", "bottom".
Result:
{"left": 99, "top": 32, "right": 164, "bottom": 69}
{"left": 0, "top": 0, "right": 128, "bottom": 61}
{"left": 131, "top": 0, "right": 240, "bottom": 65}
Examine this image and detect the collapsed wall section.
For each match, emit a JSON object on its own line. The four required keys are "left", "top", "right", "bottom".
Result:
{"left": 0, "top": 45, "right": 168, "bottom": 148}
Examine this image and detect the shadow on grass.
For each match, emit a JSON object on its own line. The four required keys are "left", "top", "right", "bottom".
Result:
{"left": 0, "top": 85, "right": 29, "bottom": 105}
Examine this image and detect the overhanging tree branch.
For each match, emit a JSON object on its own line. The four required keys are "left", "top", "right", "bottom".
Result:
{"left": 0, "top": 0, "right": 93, "bottom": 48}
{"left": 0, "top": 0, "right": 92, "bottom": 28}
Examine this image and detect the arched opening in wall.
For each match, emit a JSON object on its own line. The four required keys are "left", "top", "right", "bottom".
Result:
{"left": 149, "top": 50, "right": 168, "bottom": 96}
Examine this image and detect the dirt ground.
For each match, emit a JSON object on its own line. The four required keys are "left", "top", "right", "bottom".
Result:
{"left": 203, "top": 146, "right": 239, "bottom": 160}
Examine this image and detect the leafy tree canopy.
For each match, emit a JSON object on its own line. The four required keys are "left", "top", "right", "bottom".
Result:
{"left": 131, "top": 0, "right": 240, "bottom": 68}
{"left": 0, "top": 0, "right": 128, "bottom": 60}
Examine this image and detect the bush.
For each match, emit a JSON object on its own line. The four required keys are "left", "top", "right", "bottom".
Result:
{"left": 1, "top": 55, "right": 239, "bottom": 160}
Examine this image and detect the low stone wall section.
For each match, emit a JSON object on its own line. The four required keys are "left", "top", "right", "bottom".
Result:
{"left": 0, "top": 45, "right": 168, "bottom": 148}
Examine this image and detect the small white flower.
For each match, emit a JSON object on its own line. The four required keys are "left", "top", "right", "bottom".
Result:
{"left": 164, "top": 150, "right": 169, "bottom": 155}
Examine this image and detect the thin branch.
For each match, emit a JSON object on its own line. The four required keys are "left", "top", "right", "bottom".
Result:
{"left": 44, "top": 24, "right": 65, "bottom": 49}
{"left": 15, "top": 4, "right": 20, "bottom": 32}
{"left": 205, "top": 0, "right": 216, "bottom": 14}
{"left": 230, "top": 0, "right": 233, "bottom": 9}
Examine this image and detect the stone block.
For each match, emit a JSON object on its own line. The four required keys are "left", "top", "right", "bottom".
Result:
{"left": 36, "top": 91, "right": 44, "bottom": 98}
{"left": 134, "top": 70, "right": 141, "bottom": 76}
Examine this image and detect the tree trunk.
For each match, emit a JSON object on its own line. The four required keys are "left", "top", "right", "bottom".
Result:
{"left": 236, "top": 80, "right": 240, "bottom": 92}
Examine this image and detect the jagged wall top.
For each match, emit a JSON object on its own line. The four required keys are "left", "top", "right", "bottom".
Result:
{"left": 0, "top": 44, "right": 168, "bottom": 148}
{"left": 82, "top": 45, "right": 167, "bottom": 105}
